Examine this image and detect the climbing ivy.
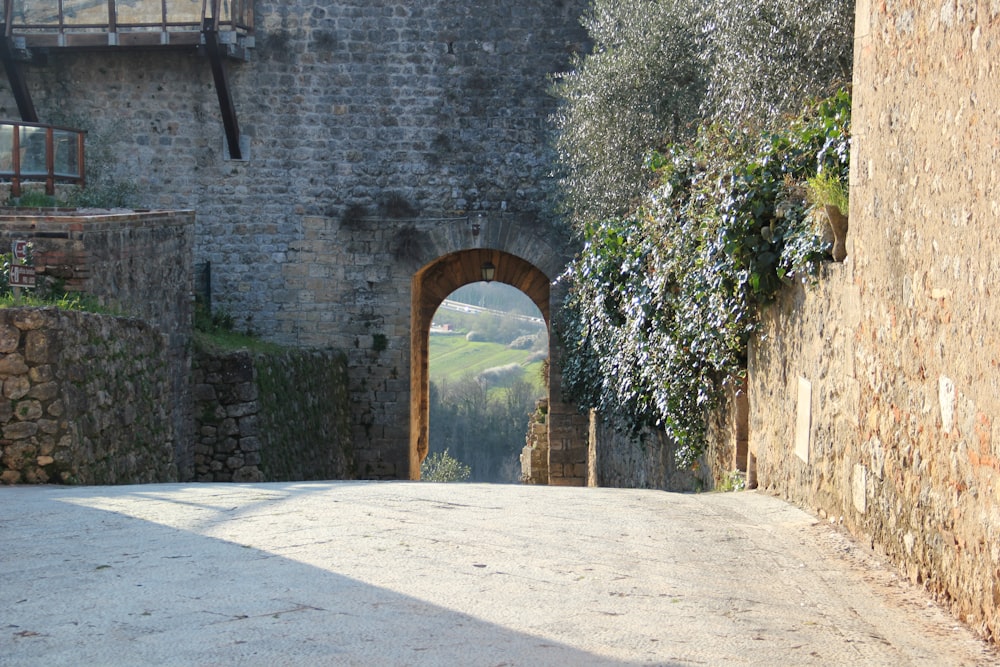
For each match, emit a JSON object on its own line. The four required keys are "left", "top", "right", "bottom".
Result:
{"left": 557, "top": 89, "right": 851, "bottom": 465}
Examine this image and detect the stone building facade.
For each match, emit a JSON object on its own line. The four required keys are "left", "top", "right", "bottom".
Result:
{"left": 734, "top": 0, "right": 1000, "bottom": 643}
{"left": 0, "top": 0, "right": 591, "bottom": 480}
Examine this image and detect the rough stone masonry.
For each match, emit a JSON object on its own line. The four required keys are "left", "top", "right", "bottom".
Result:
{"left": 0, "top": 0, "right": 591, "bottom": 478}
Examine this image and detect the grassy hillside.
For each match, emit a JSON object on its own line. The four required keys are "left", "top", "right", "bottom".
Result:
{"left": 430, "top": 334, "right": 545, "bottom": 390}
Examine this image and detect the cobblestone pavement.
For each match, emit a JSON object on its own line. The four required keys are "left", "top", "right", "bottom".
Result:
{"left": 2, "top": 482, "right": 998, "bottom": 666}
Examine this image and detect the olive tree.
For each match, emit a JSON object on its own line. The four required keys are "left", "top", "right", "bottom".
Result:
{"left": 551, "top": 0, "right": 706, "bottom": 228}
{"left": 551, "top": 0, "right": 855, "bottom": 230}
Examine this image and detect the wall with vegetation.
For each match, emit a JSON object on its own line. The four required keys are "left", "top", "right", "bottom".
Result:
{"left": 192, "top": 344, "right": 353, "bottom": 482}
{"left": 588, "top": 412, "right": 704, "bottom": 491}
{"left": 0, "top": 210, "right": 196, "bottom": 476}
{"left": 746, "top": 1, "right": 1000, "bottom": 643}
{"left": 0, "top": 308, "right": 176, "bottom": 484}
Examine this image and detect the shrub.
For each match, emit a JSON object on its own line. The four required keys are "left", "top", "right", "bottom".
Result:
{"left": 420, "top": 449, "right": 472, "bottom": 483}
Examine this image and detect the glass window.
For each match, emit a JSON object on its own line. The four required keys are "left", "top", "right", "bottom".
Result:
{"left": 0, "top": 125, "right": 14, "bottom": 175}
{"left": 116, "top": 0, "right": 164, "bottom": 26}
{"left": 18, "top": 126, "right": 47, "bottom": 176}
{"left": 62, "top": 0, "right": 107, "bottom": 26}
{"left": 53, "top": 130, "right": 81, "bottom": 178}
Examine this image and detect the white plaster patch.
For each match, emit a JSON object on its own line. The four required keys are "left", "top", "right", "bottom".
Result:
{"left": 868, "top": 435, "right": 885, "bottom": 480}
{"left": 939, "top": 375, "right": 956, "bottom": 433}
{"left": 853, "top": 463, "right": 868, "bottom": 514}
{"left": 795, "top": 378, "right": 812, "bottom": 464}
{"left": 940, "top": 0, "right": 955, "bottom": 29}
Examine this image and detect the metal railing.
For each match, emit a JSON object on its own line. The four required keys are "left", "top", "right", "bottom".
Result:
{"left": 0, "top": 120, "right": 85, "bottom": 196}
{"left": 4, "top": 0, "right": 252, "bottom": 39}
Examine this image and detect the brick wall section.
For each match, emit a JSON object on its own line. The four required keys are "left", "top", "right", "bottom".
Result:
{"left": 192, "top": 345, "right": 353, "bottom": 482}
{"left": 0, "top": 308, "right": 176, "bottom": 485}
{"left": 0, "top": 210, "right": 196, "bottom": 477}
{"left": 743, "top": 1, "right": 1000, "bottom": 643}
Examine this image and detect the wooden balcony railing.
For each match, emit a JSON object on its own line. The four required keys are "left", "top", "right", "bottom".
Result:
{"left": 1, "top": 1, "right": 251, "bottom": 161}
{"left": 0, "top": 120, "right": 85, "bottom": 197}
{"left": 4, "top": 0, "right": 253, "bottom": 48}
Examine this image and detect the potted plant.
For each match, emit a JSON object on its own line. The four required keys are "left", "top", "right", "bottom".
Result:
{"left": 806, "top": 172, "right": 849, "bottom": 262}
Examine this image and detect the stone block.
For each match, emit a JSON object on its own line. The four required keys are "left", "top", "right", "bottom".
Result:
{"left": 4, "top": 375, "right": 30, "bottom": 400}
{"left": 0, "top": 324, "right": 20, "bottom": 353}
{"left": 28, "top": 381, "right": 59, "bottom": 401}
{"left": 226, "top": 402, "right": 258, "bottom": 418}
{"left": 3, "top": 421, "right": 38, "bottom": 440}
{"left": 192, "top": 383, "right": 218, "bottom": 401}
{"left": 0, "top": 353, "right": 29, "bottom": 376}
{"left": 11, "top": 310, "right": 47, "bottom": 331}
{"left": 24, "top": 330, "right": 54, "bottom": 364}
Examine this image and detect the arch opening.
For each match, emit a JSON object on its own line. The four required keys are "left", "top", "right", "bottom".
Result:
{"left": 411, "top": 249, "right": 550, "bottom": 479}
{"left": 427, "top": 281, "right": 547, "bottom": 482}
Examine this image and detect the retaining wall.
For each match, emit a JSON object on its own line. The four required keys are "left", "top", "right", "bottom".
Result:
{"left": 192, "top": 344, "right": 353, "bottom": 482}
{"left": 0, "top": 209, "right": 196, "bottom": 476}
{"left": 745, "top": 0, "right": 1000, "bottom": 643}
{"left": 0, "top": 308, "right": 176, "bottom": 484}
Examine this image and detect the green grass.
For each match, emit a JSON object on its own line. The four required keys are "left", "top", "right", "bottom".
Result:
{"left": 430, "top": 334, "right": 545, "bottom": 388}
{"left": 193, "top": 329, "right": 286, "bottom": 355}
{"left": 0, "top": 292, "right": 113, "bottom": 313}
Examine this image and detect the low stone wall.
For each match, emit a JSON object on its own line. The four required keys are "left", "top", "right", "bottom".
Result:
{"left": 0, "top": 308, "right": 176, "bottom": 485}
{"left": 588, "top": 411, "right": 704, "bottom": 492}
{"left": 193, "top": 345, "right": 353, "bottom": 482}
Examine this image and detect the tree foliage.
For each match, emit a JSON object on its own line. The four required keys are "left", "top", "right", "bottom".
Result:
{"left": 551, "top": 0, "right": 854, "bottom": 231}
{"left": 428, "top": 377, "right": 538, "bottom": 482}
{"left": 702, "top": 0, "right": 854, "bottom": 128}
{"left": 552, "top": 0, "right": 706, "bottom": 226}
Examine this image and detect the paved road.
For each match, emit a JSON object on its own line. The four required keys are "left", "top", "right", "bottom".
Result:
{"left": 2, "top": 482, "right": 997, "bottom": 666}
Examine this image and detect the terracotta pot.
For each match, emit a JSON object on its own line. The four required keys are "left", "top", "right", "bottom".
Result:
{"left": 824, "top": 204, "right": 849, "bottom": 262}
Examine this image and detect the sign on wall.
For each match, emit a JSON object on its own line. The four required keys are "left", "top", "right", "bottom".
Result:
{"left": 9, "top": 240, "right": 35, "bottom": 288}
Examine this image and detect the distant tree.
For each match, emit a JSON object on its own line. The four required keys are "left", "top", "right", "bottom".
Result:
{"left": 428, "top": 378, "right": 538, "bottom": 482}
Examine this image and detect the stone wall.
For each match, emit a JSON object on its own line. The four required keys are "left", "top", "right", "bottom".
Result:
{"left": 743, "top": 0, "right": 1000, "bottom": 643}
{"left": 520, "top": 398, "right": 549, "bottom": 484}
{"left": 193, "top": 345, "right": 353, "bottom": 482}
{"left": 587, "top": 411, "right": 704, "bottom": 492}
{"left": 5, "top": 0, "right": 578, "bottom": 288}
{"left": 0, "top": 308, "right": 176, "bottom": 485}
{"left": 0, "top": 210, "right": 196, "bottom": 476}
{"left": 0, "top": 1, "right": 589, "bottom": 478}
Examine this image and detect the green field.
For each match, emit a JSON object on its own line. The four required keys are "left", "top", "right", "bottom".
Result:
{"left": 429, "top": 334, "right": 545, "bottom": 389}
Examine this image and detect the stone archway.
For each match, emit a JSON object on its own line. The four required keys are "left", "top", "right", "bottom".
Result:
{"left": 410, "top": 248, "right": 553, "bottom": 480}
